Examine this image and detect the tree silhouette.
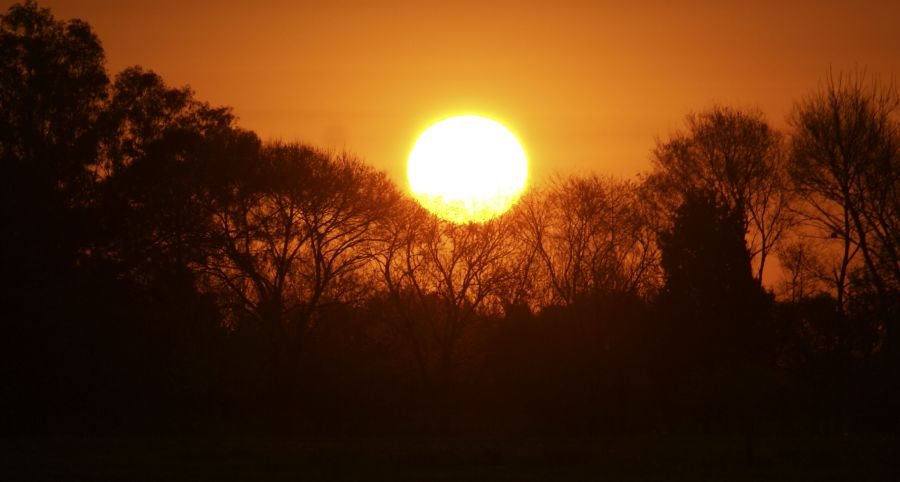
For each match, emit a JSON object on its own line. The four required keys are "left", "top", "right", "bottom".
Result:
{"left": 195, "top": 144, "right": 400, "bottom": 365}
{"left": 0, "top": 0, "right": 108, "bottom": 277}
{"left": 789, "top": 70, "right": 899, "bottom": 322}
{"left": 96, "top": 67, "right": 259, "bottom": 283}
{"left": 520, "top": 175, "right": 659, "bottom": 307}
{"left": 657, "top": 189, "right": 773, "bottom": 431}
{"left": 648, "top": 106, "right": 793, "bottom": 282}
{"left": 777, "top": 239, "right": 829, "bottom": 303}
{"left": 375, "top": 202, "right": 515, "bottom": 389}
{"left": 0, "top": 0, "right": 112, "bottom": 433}
{"left": 0, "top": 0, "right": 107, "bottom": 188}
{"left": 100, "top": 67, "right": 245, "bottom": 175}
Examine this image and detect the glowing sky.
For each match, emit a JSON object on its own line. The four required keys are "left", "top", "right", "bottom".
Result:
{"left": 31, "top": 0, "right": 900, "bottom": 185}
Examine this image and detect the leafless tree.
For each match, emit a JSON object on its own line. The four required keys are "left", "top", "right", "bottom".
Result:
{"left": 519, "top": 175, "right": 660, "bottom": 307}
{"left": 195, "top": 143, "right": 400, "bottom": 352}
{"left": 777, "top": 240, "right": 829, "bottom": 303}
{"left": 373, "top": 201, "right": 516, "bottom": 387}
{"left": 788, "top": 70, "right": 900, "bottom": 312}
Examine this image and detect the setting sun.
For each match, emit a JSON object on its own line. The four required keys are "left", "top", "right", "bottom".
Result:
{"left": 407, "top": 115, "right": 528, "bottom": 223}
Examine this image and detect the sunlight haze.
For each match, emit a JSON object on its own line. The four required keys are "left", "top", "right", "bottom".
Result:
{"left": 33, "top": 0, "right": 900, "bottom": 185}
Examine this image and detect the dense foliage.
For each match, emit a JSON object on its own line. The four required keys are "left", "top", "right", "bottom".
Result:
{"left": 2, "top": 1, "right": 898, "bottom": 436}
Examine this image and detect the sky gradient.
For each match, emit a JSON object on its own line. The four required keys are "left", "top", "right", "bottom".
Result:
{"left": 29, "top": 0, "right": 900, "bottom": 186}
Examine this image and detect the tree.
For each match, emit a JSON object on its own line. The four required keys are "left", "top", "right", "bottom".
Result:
{"left": 789, "top": 70, "right": 900, "bottom": 315}
{"left": 0, "top": 0, "right": 108, "bottom": 190}
{"left": 518, "top": 175, "right": 660, "bottom": 308}
{"left": 95, "top": 67, "right": 261, "bottom": 283}
{"left": 374, "top": 201, "right": 516, "bottom": 388}
{"left": 0, "top": 2, "right": 239, "bottom": 433}
{"left": 777, "top": 240, "right": 829, "bottom": 303}
{"left": 99, "top": 66, "right": 244, "bottom": 176}
{"left": 0, "top": 0, "right": 109, "bottom": 271}
{"left": 657, "top": 189, "right": 773, "bottom": 431}
{"left": 647, "top": 106, "right": 793, "bottom": 282}
{"left": 0, "top": 1, "right": 111, "bottom": 432}
{"left": 195, "top": 144, "right": 400, "bottom": 358}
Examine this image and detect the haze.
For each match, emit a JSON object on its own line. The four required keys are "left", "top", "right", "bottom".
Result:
{"left": 34, "top": 0, "right": 900, "bottom": 184}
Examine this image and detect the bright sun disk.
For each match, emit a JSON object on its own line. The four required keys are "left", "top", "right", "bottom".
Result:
{"left": 407, "top": 115, "right": 528, "bottom": 223}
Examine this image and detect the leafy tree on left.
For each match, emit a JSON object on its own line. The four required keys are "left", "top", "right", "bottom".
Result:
{"left": 0, "top": 0, "right": 107, "bottom": 275}
{"left": 0, "top": 1, "right": 254, "bottom": 433}
{"left": 1, "top": 1, "right": 114, "bottom": 433}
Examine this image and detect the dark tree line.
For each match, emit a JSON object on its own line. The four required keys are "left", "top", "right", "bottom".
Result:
{"left": 2, "top": 1, "right": 899, "bottom": 436}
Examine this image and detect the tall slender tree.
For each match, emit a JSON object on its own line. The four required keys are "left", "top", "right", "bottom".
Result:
{"left": 789, "top": 71, "right": 900, "bottom": 306}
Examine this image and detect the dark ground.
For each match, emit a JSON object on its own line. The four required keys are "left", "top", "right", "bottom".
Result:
{"left": 2, "top": 435, "right": 898, "bottom": 481}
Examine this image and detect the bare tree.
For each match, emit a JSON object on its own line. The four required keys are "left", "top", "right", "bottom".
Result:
{"left": 777, "top": 240, "right": 829, "bottom": 303}
{"left": 647, "top": 106, "right": 794, "bottom": 282}
{"left": 520, "top": 175, "right": 660, "bottom": 307}
{"left": 498, "top": 190, "right": 546, "bottom": 311}
{"left": 373, "top": 202, "right": 516, "bottom": 387}
{"left": 195, "top": 144, "right": 400, "bottom": 352}
{"left": 788, "top": 70, "right": 900, "bottom": 312}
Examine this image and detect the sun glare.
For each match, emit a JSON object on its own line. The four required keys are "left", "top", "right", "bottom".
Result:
{"left": 407, "top": 115, "right": 528, "bottom": 223}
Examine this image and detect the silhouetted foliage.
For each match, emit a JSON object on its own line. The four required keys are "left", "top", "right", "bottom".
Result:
{"left": 1, "top": 0, "right": 110, "bottom": 434}
{"left": 2, "top": 1, "right": 899, "bottom": 447}
{"left": 0, "top": 0, "right": 107, "bottom": 289}
{"left": 657, "top": 189, "right": 774, "bottom": 432}
{"left": 647, "top": 106, "right": 793, "bottom": 281}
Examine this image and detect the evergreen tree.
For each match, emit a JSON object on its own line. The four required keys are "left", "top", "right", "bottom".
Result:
{"left": 657, "top": 189, "right": 773, "bottom": 430}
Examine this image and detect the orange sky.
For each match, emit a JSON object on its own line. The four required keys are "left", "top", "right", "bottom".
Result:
{"left": 29, "top": 0, "right": 900, "bottom": 186}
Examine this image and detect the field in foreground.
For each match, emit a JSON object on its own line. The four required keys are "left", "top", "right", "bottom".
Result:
{"left": 2, "top": 435, "right": 898, "bottom": 481}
